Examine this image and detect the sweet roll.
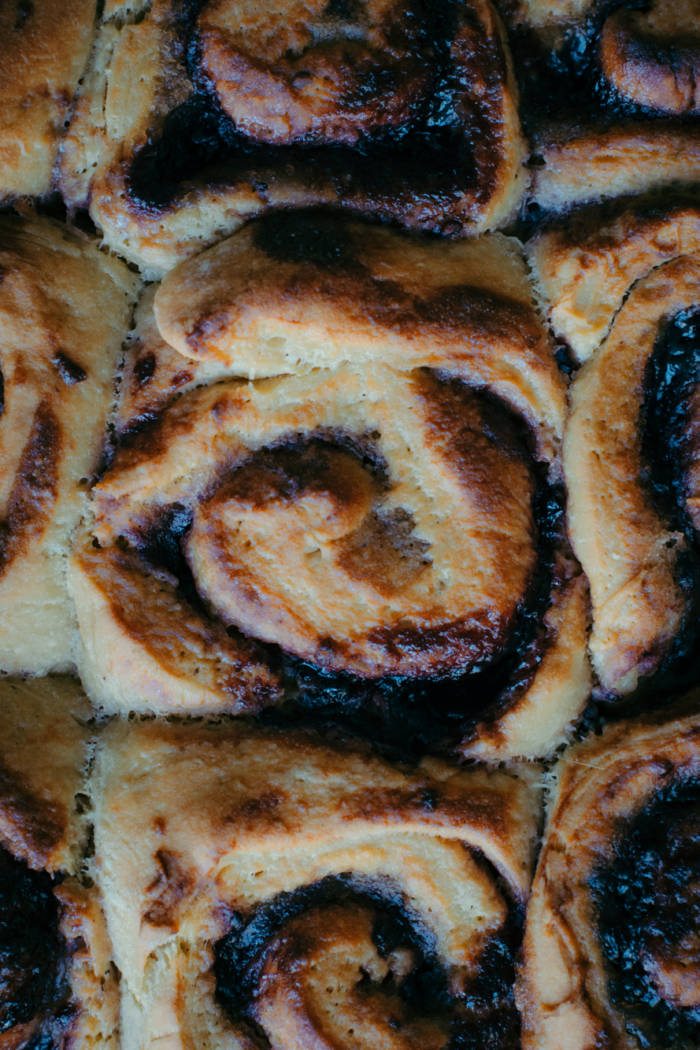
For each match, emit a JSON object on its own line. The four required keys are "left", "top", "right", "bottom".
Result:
{"left": 58, "top": 0, "right": 527, "bottom": 275}
{"left": 529, "top": 197, "right": 700, "bottom": 699}
{"left": 517, "top": 696, "right": 700, "bottom": 1050}
{"left": 70, "top": 213, "right": 590, "bottom": 760}
{"left": 90, "top": 718, "right": 541, "bottom": 1050}
{"left": 0, "top": 676, "right": 118, "bottom": 1050}
{"left": 0, "top": 215, "right": 139, "bottom": 675}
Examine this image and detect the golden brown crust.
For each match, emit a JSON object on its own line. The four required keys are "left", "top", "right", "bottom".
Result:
{"left": 0, "top": 675, "right": 92, "bottom": 872}
{"left": 0, "top": 215, "right": 140, "bottom": 675}
{"left": 0, "top": 0, "right": 97, "bottom": 199}
{"left": 91, "top": 719, "right": 540, "bottom": 1049}
{"left": 197, "top": 0, "right": 435, "bottom": 146}
{"left": 530, "top": 125, "right": 700, "bottom": 215}
{"left": 59, "top": 0, "right": 527, "bottom": 274}
{"left": 528, "top": 196, "right": 700, "bottom": 362}
{"left": 68, "top": 221, "right": 591, "bottom": 753}
{"left": 154, "top": 216, "right": 562, "bottom": 437}
{"left": 533, "top": 198, "right": 700, "bottom": 694}
{"left": 517, "top": 697, "right": 700, "bottom": 1050}
{"left": 599, "top": 0, "right": 700, "bottom": 115}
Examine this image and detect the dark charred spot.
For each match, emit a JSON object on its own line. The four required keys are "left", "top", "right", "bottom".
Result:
{"left": 214, "top": 872, "right": 522, "bottom": 1049}
{"left": 13, "top": 0, "right": 33, "bottom": 31}
{"left": 592, "top": 776, "right": 700, "bottom": 1048}
{"left": 0, "top": 846, "right": 69, "bottom": 1038}
{"left": 133, "top": 352, "right": 156, "bottom": 388}
{"left": 252, "top": 209, "right": 364, "bottom": 271}
{"left": 53, "top": 353, "right": 87, "bottom": 386}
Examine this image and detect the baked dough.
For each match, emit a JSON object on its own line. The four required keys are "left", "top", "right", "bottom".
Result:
{"left": 513, "top": 0, "right": 700, "bottom": 115}
{"left": 0, "top": 215, "right": 140, "bottom": 675}
{"left": 528, "top": 125, "right": 700, "bottom": 215}
{"left": 70, "top": 218, "right": 590, "bottom": 759}
{"left": 91, "top": 718, "right": 541, "bottom": 1050}
{"left": 0, "top": 0, "right": 97, "bottom": 200}
{"left": 517, "top": 695, "right": 700, "bottom": 1050}
{"left": 0, "top": 675, "right": 118, "bottom": 1050}
{"left": 530, "top": 197, "right": 700, "bottom": 696}
{"left": 58, "top": 0, "right": 527, "bottom": 275}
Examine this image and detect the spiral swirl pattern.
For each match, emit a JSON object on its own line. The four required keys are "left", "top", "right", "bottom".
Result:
{"left": 71, "top": 216, "right": 590, "bottom": 758}
{"left": 529, "top": 197, "right": 700, "bottom": 698}
{"left": 517, "top": 697, "right": 700, "bottom": 1050}
{"left": 0, "top": 215, "right": 139, "bottom": 675}
{"left": 91, "top": 720, "right": 539, "bottom": 1050}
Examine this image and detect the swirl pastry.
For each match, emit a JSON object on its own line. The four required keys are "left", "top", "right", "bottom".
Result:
{"left": 0, "top": 0, "right": 97, "bottom": 200}
{"left": 0, "top": 215, "right": 139, "bottom": 676}
{"left": 70, "top": 215, "right": 590, "bottom": 760}
{"left": 58, "top": 0, "right": 527, "bottom": 275}
{"left": 517, "top": 697, "right": 700, "bottom": 1050}
{"left": 529, "top": 196, "right": 700, "bottom": 698}
{"left": 91, "top": 718, "right": 540, "bottom": 1050}
{"left": 0, "top": 675, "right": 118, "bottom": 1050}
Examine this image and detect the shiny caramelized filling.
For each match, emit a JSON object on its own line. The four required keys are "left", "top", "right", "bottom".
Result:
{"left": 626, "top": 307, "right": 700, "bottom": 708}
{"left": 128, "top": 0, "right": 498, "bottom": 228}
{"left": 214, "top": 873, "right": 522, "bottom": 1050}
{"left": 0, "top": 846, "right": 69, "bottom": 1042}
{"left": 592, "top": 777, "right": 700, "bottom": 1048}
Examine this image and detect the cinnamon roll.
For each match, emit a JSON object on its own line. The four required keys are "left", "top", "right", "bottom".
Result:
{"left": 0, "top": 675, "right": 118, "bottom": 1050}
{"left": 529, "top": 196, "right": 700, "bottom": 700}
{"left": 0, "top": 0, "right": 97, "bottom": 200}
{"left": 91, "top": 717, "right": 540, "bottom": 1050}
{"left": 70, "top": 215, "right": 590, "bottom": 760}
{"left": 58, "top": 0, "right": 527, "bottom": 275}
{"left": 517, "top": 696, "right": 700, "bottom": 1050}
{"left": 0, "top": 215, "right": 140, "bottom": 676}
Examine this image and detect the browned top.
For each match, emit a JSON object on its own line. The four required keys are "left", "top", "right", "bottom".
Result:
{"left": 198, "top": 0, "right": 435, "bottom": 145}
{"left": 0, "top": 0, "right": 97, "bottom": 196}
{"left": 599, "top": 0, "right": 700, "bottom": 114}
{"left": 0, "top": 214, "right": 139, "bottom": 676}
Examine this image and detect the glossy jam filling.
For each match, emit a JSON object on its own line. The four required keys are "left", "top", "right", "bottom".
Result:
{"left": 214, "top": 872, "right": 522, "bottom": 1050}
{"left": 592, "top": 776, "right": 700, "bottom": 1049}
{"left": 132, "top": 378, "right": 564, "bottom": 758}
{"left": 0, "top": 846, "right": 69, "bottom": 1042}
{"left": 126, "top": 0, "right": 494, "bottom": 228}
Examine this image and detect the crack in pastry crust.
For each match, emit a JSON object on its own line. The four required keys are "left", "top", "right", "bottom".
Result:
{"left": 0, "top": 215, "right": 139, "bottom": 676}
{"left": 90, "top": 719, "right": 540, "bottom": 1050}
{"left": 517, "top": 698, "right": 700, "bottom": 1050}
{"left": 58, "top": 0, "right": 527, "bottom": 274}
